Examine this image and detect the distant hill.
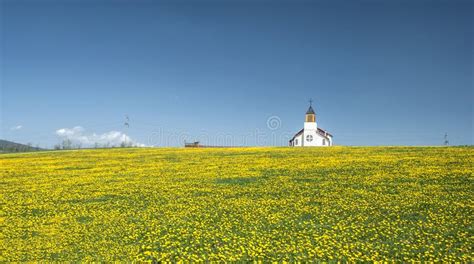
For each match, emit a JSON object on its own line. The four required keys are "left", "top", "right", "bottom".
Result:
{"left": 0, "top": 139, "right": 44, "bottom": 153}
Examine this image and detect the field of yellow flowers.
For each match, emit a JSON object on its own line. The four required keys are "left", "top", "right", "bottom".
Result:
{"left": 1, "top": 146, "right": 472, "bottom": 261}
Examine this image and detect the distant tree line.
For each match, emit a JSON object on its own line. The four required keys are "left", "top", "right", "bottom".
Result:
{"left": 53, "top": 139, "right": 135, "bottom": 150}
{"left": 0, "top": 140, "right": 42, "bottom": 153}
{"left": 0, "top": 138, "right": 137, "bottom": 153}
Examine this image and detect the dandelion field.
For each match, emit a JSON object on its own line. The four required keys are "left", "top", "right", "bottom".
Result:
{"left": 1, "top": 147, "right": 472, "bottom": 261}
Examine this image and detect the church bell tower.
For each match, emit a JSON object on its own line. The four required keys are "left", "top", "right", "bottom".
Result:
{"left": 304, "top": 99, "right": 317, "bottom": 130}
{"left": 305, "top": 106, "right": 315, "bottom": 123}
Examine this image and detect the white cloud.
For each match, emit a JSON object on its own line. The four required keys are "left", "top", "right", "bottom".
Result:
{"left": 55, "top": 126, "right": 146, "bottom": 147}
{"left": 10, "top": 125, "right": 23, "bottom": 131}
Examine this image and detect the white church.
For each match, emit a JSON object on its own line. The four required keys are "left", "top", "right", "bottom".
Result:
{"left": 289, "top": 102, "right": 333, "bottom": 147}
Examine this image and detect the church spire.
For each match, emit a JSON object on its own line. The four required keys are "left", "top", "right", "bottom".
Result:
{"left": 305, "top": 99, "right": 316, "bottom": 122}
{"left": 306, "top": 99, "right": 315, "bottom": 115}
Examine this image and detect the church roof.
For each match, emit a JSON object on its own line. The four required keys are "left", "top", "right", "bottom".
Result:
{"left": 306, "top": 105, "right": 315, "bottom": 115}
{"left": 290, "top": 129, "right": 304, "bottom": 142}
{"left": 289, "top": 127, "right": 333, "bottom": 142}
{"left": 317, "top": 127, "right": 333, "bottom": 137}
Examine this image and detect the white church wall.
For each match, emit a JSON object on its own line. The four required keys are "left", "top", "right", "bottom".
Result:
{"left": 302, "top": 130, "right": 327, "bottom": 147}
{"left": 292, "top": 131, "right": 331, "bottom": 147}
{"left": 304, "top": 121, "right": 317, "bottom": 131}
{"left": 294, "top": 134, "right": 303, "bottom": 147}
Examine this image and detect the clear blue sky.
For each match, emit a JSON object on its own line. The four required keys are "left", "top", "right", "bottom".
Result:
{"left": 1, "top": 0, "right": 472, "bottom": 147}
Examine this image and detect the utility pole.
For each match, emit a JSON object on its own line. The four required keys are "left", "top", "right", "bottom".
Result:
{"left": 444, "top": 133, "right": 449, "bottom": 146}
{"left": 123, "top": 115, "right": 130, "bottom": 147}
{"left": 124, "top": 115, "right": 130, "bottom": 129}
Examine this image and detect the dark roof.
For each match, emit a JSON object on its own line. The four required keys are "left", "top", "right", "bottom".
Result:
{"left": 306, "top": 105, "right": 315, "bottom": 115}
{"left": 317, "top": 127, "right": 333, "bottom": 137}
{"left": 289, "top": 129, "right": 304, "bottom": 142}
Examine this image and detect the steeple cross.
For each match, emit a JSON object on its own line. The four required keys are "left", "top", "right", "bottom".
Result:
{"left": 309, "top": 98, "right": 313, "bottom": 106}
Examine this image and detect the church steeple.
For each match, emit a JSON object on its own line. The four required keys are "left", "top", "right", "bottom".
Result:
{"left": 305, "top": 99, "right": 316, "bottom": 123}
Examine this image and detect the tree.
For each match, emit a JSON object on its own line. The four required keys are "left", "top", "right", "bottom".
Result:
{"left": 61, "top": 139, "right": 72, "bottom": 150}
{"left": 120, "top": 141, "right": 132, "bottom": 148}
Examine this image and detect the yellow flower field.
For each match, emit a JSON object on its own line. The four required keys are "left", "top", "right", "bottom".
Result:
{"left": 1, "top": 146, "right": 472, "bottom": 261}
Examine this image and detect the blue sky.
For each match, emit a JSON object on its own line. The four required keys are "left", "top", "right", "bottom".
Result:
{"left": 1, "top": 0, "right": 472, "bottom": 147}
